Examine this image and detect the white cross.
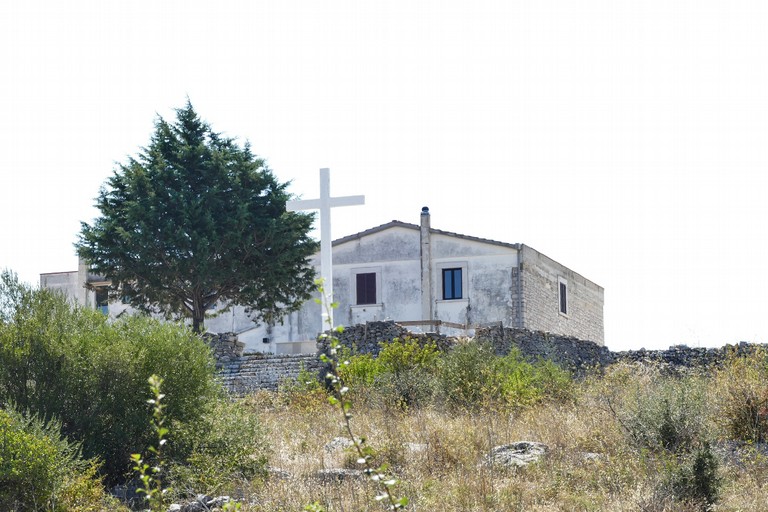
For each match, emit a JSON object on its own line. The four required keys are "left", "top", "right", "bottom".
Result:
{"left": 286, "top": 168, "right": 365, "bottom": 328}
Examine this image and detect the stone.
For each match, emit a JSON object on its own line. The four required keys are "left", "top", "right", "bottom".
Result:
{"left": 314, "top": 468, "right": 365, "bottom": 482}
{"left": 324, "top": 436, "right": 355, "bottom": 452}
{"left": 480, "top": 441, "right": 548, "bottom": 469}
{"left": 403, "top": 442, "right": 429, "bottom": 454}
{"left": 266, "top": 466, "right": 292, "bottom": 479}
{"left": 579, "top": 452, "right": 605, "bottom": 463}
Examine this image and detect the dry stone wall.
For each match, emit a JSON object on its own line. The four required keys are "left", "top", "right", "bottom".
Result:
{"left": 476, "top": 324, "right": 763, "bottom": 374}
{"left": 218, "top": 353, "right": 323, "bottom": 393}
{"left": 209, "top": 323, "right": 767, "bottom": 394}
{"left": 316, "top": 321, "right": 455, "bottom": 356}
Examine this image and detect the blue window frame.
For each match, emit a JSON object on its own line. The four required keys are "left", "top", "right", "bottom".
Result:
{"left": 95, "top": 287, "right": 109, "bottom": 315}
{"left": 442, "top": 268, "right": 463, "bottom": 300}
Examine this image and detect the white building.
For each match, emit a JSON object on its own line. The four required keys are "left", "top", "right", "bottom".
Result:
{"left": 41, "top": 208, "right": 604, "bottom": 353}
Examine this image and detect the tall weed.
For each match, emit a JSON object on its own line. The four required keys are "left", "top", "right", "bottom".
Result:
{"left": 712, "top": 348, "right": 768, "bottom": 443}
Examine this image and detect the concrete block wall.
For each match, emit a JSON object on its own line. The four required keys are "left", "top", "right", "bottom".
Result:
{"left": 520, "top": 245, "right": 604, "bottom": 345}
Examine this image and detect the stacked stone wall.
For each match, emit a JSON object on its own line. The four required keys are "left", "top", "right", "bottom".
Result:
{"left": 211, "top": 323, "right": 768, "bottom": 394}
{"left": 475, "top": 324, "right": 764, "bottom": 374}
{"left": 218, "top": 354, "right": 323, "bottom": 393}
{"left": 475, "top": 325, "right": 614, "bottom": 372}
{"left": 316, "top": 321, "right": 455, "bottom": 356}
{"left": 202, "top": 332, "right": 245, "bottom": 370}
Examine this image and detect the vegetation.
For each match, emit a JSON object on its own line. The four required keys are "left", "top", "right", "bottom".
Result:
{"left": 0, "top": 271, "right": 269, "bottom": 511}
{"left": 75, "top": 101, "right": 317, "bottom": 332}
{"left": 0, "top": 271, "right": 219, "bottom": 483}
{"left": 339, "top": 338, "right": 573, "bottom": 411}
{"left": 0, "top": 406, "right": 122, "bottom": 511}
{"left": 8, "top": 269, "right": 768, "bottom": 510}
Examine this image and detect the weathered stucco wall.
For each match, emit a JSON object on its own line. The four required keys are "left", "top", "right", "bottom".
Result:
{"left": 519, "top": 245, "right": 604, "bottom": 345}
{"left": 44, "top": 213, "right": 604, "bottom": 353}
{"left": 39, "top": 271, "right": 80, "bottom": 301}
{"left": 332, "top": 227, "right": 423, "bottom": 329}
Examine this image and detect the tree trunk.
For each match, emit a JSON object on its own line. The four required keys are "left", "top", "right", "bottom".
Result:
{"left": 192, "top": 314, "right": 203, "bottom": 333}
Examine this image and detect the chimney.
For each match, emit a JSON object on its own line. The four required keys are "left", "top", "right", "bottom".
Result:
{"left": 420, "top": 207, "right": 433, "bottom": 322}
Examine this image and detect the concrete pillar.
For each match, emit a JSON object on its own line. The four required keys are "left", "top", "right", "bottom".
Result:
{"left": 420, "top": 207, "right": 433, "bottom": 322}
{"left": 76, "top": 257, "right": 89, "bottom": 307}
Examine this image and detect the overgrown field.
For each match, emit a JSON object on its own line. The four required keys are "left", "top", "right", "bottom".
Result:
{"left": 3, "top": 271, "right": 768, "bottom": 511}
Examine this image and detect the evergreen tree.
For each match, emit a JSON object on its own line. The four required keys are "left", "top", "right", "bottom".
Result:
{"left": 76, "top": 101, "right": 317, "bottom": 333}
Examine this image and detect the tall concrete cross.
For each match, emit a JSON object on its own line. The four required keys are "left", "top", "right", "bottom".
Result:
{"left": 286, "top": 168, "right": 364, "bottom": 328}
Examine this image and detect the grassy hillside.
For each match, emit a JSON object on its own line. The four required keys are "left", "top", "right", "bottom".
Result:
{"left": 242, "top": 357, "right": 768, "bottom": 511}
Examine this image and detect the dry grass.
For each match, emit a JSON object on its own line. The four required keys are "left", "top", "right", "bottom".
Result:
{"left": 205, "top": 359, "right": 768, "bottom": 512}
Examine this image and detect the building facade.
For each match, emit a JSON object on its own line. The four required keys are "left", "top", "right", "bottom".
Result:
{"left": 41, "top": 208, "right": 604, "bottom": 353}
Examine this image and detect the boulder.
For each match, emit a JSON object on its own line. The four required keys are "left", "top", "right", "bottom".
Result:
{"left": 480, "top": 441, "right": 548, "bottom": 469}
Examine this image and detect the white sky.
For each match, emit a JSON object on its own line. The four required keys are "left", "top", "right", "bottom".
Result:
{"left": 1, "top": 1, "right": 767, "bottom": 351}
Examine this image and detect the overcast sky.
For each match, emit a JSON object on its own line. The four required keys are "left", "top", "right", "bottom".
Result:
{"left": 2, "top": 1, "right": 767, "bottom": 351}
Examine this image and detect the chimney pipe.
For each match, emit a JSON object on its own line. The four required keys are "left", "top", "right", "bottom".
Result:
{"left": 420, "top": 207, "right": 432, "bottom": 322}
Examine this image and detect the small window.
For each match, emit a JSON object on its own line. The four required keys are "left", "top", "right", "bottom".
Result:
{"left": 442, "top": 268, "right": 463, "bottom": 300}
{"left": 558, "top": 279, "right": 568, "bottom": 315}
{"left": 356, "top": 272, "right": 377, "bottom": 305}
{"left": 95, "top": 287, "right": 109, "bottom": 315}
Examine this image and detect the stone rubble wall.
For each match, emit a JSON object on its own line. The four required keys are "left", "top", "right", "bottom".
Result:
{"left": 202, "top": 332, "right": 245, "bottom": 370}
{"left": 476, "top": 323, "right": 763, "bottom": 373}
{"left": 475, "top": 324, "right": 614, "bottom": 372}
{"left": 218, "top": 353, "right": 324, "bottom": 393}
{"left": 209, "top": 323, "right": 767, "bottom": 394}
{"left": 316, "top": 320, "right": 455, "bottom": 356}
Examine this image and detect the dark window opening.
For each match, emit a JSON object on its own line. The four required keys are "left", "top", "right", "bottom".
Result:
{"left": 442, "top": 268, "right": 463, "bottom": 300}
{"left": 559, "top": 281, "right": 568, "bottom": 315}
{"left": 95, "top": 287, "right": 109, "bottom": 315}
{"left": 356, "top": 272, "right": 377, "bottom": 305}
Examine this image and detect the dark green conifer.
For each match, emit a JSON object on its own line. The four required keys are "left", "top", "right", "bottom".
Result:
{"left": 77, "top": 101, "right": 317, "bottom": 332}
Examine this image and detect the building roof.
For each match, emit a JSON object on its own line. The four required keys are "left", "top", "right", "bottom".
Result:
{"left": 332, "top": 220, "right": 520, "bottom": 250}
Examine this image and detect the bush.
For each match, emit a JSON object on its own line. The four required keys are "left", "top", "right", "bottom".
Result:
{"left": 605, "top": 365, "right": 709, "bottom": 454}
{"left": 598, "top": 365, "right": 721, "bottom": 510}
{"left": 0, "top": 271, "right": 220, "bottom": 482}
{"left": 668, "top": 443, "right": 721, "bottom": 510}
{"left": 435, "top": 341, "right": 496, "bottom": 409}
{"left": 337, "top": 350, "right": 381, "bottom": 387}
{"left": 0, "top": 406, "right": 118, "bottom": 511}
{"left": 712, "top": 349, "right": 768, "bottom": 443}
{"left": 338, "top": 338, "right": 441, "bottom": 408}
{"left": 168, "top": 398, "right": 270, "bottom": 498}
{"left": 436, "top": 342, "right": 572, "bottom": 410}
{"left": 494, "top": 351, "right": 573, "bottom": 408}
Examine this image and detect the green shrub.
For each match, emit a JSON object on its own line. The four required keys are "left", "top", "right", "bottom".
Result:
{"left": 337, "top": 350, "right": 381, "bottom": 387}
{"left": 713, "top": 349, "right": 768, "bottom": 443}
{"left": 168, "top": 398, "right": 270, "bottom": 498}
{"left": 435, "top": 341, "right": 496, "bottom": 409}
{"left": 0, "top": 271, "right": 220, "bottom": 482}
{"left": 0, "top": 406, "right": 116, "bottom": 512}
{"left": 494, "top": 351, "right": 573, "bottom": 407}
{"left": 377, "top": 337, "right": 440, "bottom": 375}
{"left": 436, "top": 342, "right": 572, "bottom": 410}
{"left": 666, "top": 443, "right": 721, "bottom": 510}
{"left": 609, "top": 368, "right": 709, "bottom": 454}
{"left": 338, "top": 338, "right": 441, "bottom": 408}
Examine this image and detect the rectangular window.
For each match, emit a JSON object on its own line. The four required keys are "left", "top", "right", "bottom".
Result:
{"left": 356, "top": 272, "right": 377, "bottom": 305}
{"left": 95, "top": 287, "right": 109, "bottom": 315}
{"left": 559, "top": 279, "right": 568, "bottom": 315}
{"left": 442, "top": 268, "right": 463, "bottom": 300}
